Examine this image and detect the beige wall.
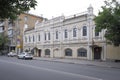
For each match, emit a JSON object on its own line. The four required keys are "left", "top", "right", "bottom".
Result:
{"left": 18, "top": 13, "right": 43, "bottom": 49}
{"left": 106, "top": 44, "right": 120, "bottom": 60}
{"left": 18, "top": 13, "right": 43, "bottom": 37}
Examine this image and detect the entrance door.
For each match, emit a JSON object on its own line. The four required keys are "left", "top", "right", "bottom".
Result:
{"left": 38, "top": 49, "right": 41, "bottom": 57}
{"left": 94, "top": 47, "right": 101, "bottom": 60}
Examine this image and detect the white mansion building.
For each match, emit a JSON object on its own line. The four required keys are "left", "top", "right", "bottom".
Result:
{"left": 23, "top": 5, "right": 120, "bottom": 61}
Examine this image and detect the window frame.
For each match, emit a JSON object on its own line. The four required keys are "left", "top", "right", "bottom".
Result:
{"left": 45, "top": 49, "right": 50, "bottom": 55}
{"left": 64, "top": 29, "right": 68, "bottom": 38}
{"left": 29, "top": 36, "right": 31, "bottom": 42}
{"left": 25, "top": 36, "right": 27, "bottom": 43}
{"left": 95, "top": 27, "right": 99, "bottom": 36}
{"left": 65, "top": 48, "right": 72, "bottom": 56}
{"left": 45, "top": 33, "right": 47, "bottom": 40}
{"left": 48, "top": 32, "right": 51, "bottom": 40}
{"left": 73, "top": 28, "right": 77, "bottom": 37}
{"left": 33, "top": 35, "right": 35, "bottom": 42}
{"left": 83, "top": 26, "right": 87, "bottom": 36}
{"left": 38, "top": 34, "right": 40, "bottom": 41}
{"left": 56, "top": 31, "right": 58, "bottom": 39}
{"left": 24, "top": 16, "right": 28, "bottom": 22}
{"left": 77, "top": 48, "right": 87, "bottom": 57}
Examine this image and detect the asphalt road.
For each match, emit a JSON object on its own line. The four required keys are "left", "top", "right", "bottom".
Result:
{"left": 0, "top": 56, "right": 120, "bottom": 80}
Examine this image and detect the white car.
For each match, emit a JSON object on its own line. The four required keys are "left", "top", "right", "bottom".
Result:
{"left": 7, "top": 52, "right": 17, "bottom": 57}
{"left": 17, "top": 52, "right": 33, "bottom": 60}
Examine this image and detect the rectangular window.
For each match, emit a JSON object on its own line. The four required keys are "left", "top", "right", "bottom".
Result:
{"left": 48, "top": 32, "right": 50, "bottom": 40}
{"left": 95, "top": 32, "right": 99, "bottom": 36}
{"left": 73, "top": 28, "right": 77, "bottom": 37}
{"left": 38, "top": 34, "right": 40, "bottom": 41}
{"left": 45, "top": 33, "right": 46, "bottom": 40}
{"left": 33, "top": 35, "right": 34, "bottom": 42}
{"left": 65, "top": 29, "right": 68, "bottom": 38}
{"left": 56, "top": 31, "right": 58, "bottom": 39}
{"left": 95, "top": 27, "right": 99, "bottom": 36}
{"left": 0, "top": 26, "right": 4, "bottom": 32}
{"left": 0, "top": 27, "right": 2, "bottom": 32}
{"left": 29, "top": 36, "right": 31, "bottom": 42}
{"left": 8, "top": 29, "right": 13, "bottom": 36}
{"left": 8, "top": 20, "right": 15, "bottom": 27}
{"left": 24, "top": 16, "right": 28, "bottom": 22}
{"left": 83, "top": 26, "right": 87, "bottom": 36}
{"left": 25, "top": 36, "right": 27, "bottom": 43}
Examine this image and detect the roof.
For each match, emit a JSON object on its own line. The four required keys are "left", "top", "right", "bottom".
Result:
{"left": 23, "top": 12, "right": 46, "bottom": 19}
{"left": 65, "top": 11, "right": 88, "bottom": 20}
{"left": 25, "top": 27, "right": 34, "bottom": 32}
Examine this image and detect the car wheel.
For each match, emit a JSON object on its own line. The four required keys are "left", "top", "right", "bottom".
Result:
{"left": 23, "top": 56, "right": 26, "bottom": 60}
{"left": 17, "top": 56, "right": 19, "bottom": 59}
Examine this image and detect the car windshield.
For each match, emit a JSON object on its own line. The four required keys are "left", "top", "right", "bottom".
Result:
{"left": 20, "top": 52, "right": 26, "bottom": 55}
{"left": 27, "top": 53, "right": 32, "bottom": 56}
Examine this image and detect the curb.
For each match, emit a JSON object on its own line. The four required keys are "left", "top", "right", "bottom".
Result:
{"left": 34, "top": 58, "right": 120, "bottom": 69}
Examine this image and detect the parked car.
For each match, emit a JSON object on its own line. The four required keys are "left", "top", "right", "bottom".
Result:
{"left": 17, "top": 52, "right": 33, "bottom": 60}
{"left": 7, "top": 52, "right": 17, "bottom": 57}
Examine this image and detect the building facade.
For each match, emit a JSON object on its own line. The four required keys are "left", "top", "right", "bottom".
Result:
{"left": 1, "top": 13, "right": 43, "bottom": 53}
{"left": 15, "top": 13, "right": 43, "bottom": 53}
{"left": 0, "top": 20, "right": 5, "bottom": 33}
{"left": 23, "top": 6, "right": 120, "bottom": 61}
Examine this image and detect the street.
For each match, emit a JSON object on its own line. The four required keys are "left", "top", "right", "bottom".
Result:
{"left": 0, "top": 56, "right": 120, "bottom": 80}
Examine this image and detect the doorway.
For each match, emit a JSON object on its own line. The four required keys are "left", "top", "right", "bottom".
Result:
{"left": 38, "top": 49, "right": 41, "bottom": 57}
{"left": 94, "top": 47, "right": 102, "bottom": 60}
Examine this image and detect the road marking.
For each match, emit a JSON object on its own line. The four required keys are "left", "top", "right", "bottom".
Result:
{"left": 0, "top": 59, "right": 103, "bottom": 80}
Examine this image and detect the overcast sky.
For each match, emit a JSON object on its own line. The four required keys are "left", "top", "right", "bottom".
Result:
{"left": 29, "top": 0, "right": 105, "bottom": 19}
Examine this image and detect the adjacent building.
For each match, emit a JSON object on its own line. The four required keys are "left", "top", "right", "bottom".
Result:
{"left": 0, "top": 20, "right": 5, "bottom": 33}
{"left": 23, "top": 5, "right": 120, "bottom": 61}
{"left": 1, "top": 13, "right": 44, "bottom": 53}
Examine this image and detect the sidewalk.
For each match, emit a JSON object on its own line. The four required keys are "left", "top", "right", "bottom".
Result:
{"left": 34, "top": 57, "right": 120, "bottom": 69}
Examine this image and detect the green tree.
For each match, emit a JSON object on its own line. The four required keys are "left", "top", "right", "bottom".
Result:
{"left": 0, "top": 0, "right": 37, "bottom": 20}
{"left": 94, "top": 0, "right": 120, "bottom": 46}
{"left": 0, "top": 33, "right": 9, "bottom": 54}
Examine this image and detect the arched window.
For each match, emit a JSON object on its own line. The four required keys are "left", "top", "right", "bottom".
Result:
{"left": 77, "top": 48, "right": 87, "bottom": 57}
{"left": 83, "top": 26, "right": 87, "bottom": 36}
{"left": 45, "top": 49, "right": 50, "bottom": 55}
{"left": 64, "top": 29, "right": 68, "bottom": 38}
{"left": 73, "top": 28, "right": 77, "bottom": 37}
{"left": 65, "top": 48, "right": 72, "bottom": 56}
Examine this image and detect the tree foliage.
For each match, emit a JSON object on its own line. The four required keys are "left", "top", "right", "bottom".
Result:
{"left": 0, "top": 33, "right": 9, "bottom": 50}
{"left": 94, "top": 0, "right": 120, "bottom": 46}
{"left": 0, "top": 0, "right": 37, "bottom": 20}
